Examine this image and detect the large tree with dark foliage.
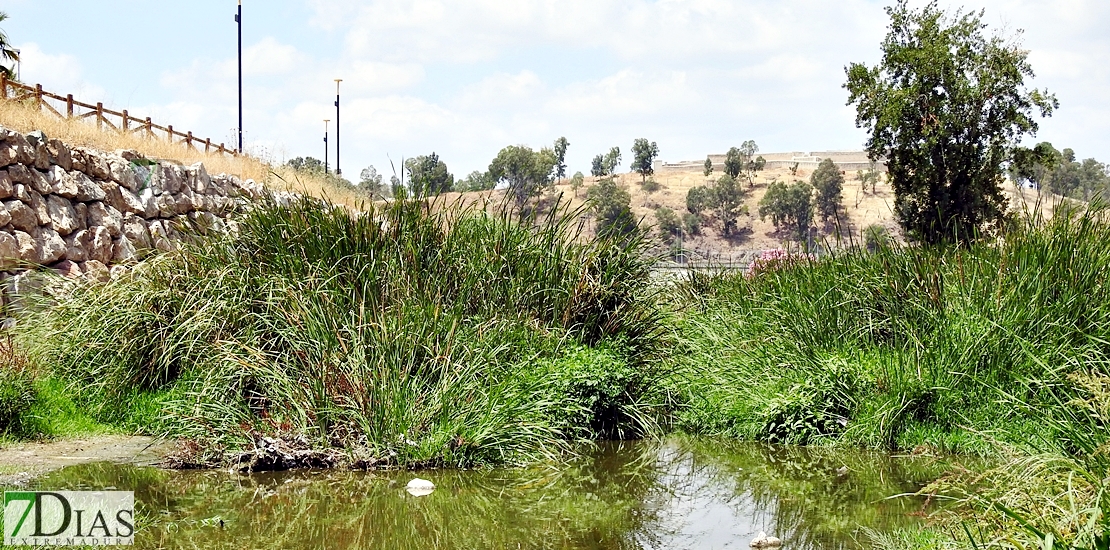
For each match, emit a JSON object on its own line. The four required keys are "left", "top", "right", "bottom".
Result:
{"left": 844, "top": 0, "right": 1057, "bottom": 244}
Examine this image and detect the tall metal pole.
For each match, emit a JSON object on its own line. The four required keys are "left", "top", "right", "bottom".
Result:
{"left": 334, "top": 79, "right": 342, "bottom": 176}
{"left": 323, "top": 119, "right": 330, "bottom": 174}
{"left": 235, "top": 1, "right": 243, "bottom": 154}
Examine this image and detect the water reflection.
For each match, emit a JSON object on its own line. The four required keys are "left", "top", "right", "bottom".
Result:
{"left": 22, "top": 439, "right": 962, "bottom": 549}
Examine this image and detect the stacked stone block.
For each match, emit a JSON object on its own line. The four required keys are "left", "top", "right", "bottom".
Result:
{"left": 0, "top": 126, "right": 264, "bottom": 280}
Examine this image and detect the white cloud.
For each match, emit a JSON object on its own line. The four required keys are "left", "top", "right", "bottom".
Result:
{"left": 14, "top": 42, "right": 105, "bottom": 100}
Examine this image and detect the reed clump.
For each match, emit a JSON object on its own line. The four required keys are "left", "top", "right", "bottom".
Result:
{"left": 668, "top": 200, "right": 1110, "bottom": 546}
{"left": 16, "top": 196, "right": 666, "bottom": 468}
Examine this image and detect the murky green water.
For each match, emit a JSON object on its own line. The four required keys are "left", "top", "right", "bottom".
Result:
{"left": 25, "top": 439, "right": 963, "bottom": 549}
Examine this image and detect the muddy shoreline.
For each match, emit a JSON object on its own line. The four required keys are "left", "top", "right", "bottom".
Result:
{"left": 0, "top": 435, "right": 173, "bottom": 486}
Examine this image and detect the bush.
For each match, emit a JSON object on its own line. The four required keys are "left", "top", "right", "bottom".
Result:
{"left": 654, "top": 207, "right": 682, "bottom": 242}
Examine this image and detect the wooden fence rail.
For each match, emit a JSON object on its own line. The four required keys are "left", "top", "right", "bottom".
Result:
{"left": 0, "top": 75, "right": 236, "bottom": 157}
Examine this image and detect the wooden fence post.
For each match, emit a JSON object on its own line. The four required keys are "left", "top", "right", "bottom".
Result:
{"left": 35, "top": 84, "right": 44, "bottom": 111}
{"left": 122, "top": 110, "right": 129, "bottom": 131}
{"left": 186, "top": 131, "right": 193, "bottom": 149}
{"left": 205, "top": 138, "right": 211, "bottom": 153}
{"left": 96, "top": 102, "right": 104, "bottom": 129}
{"left": 1, "top": 74, "right": 7, "bottom": 99}
{"left": 67, "top": 94, "right": 74, "bottom": 117}
{"left": 167, "top": 125, "right": 173, "bottom": 144}
{"left": 145, "top": 117, "right": 153, "bottom": 138}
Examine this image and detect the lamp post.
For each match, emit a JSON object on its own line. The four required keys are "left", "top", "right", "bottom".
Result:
{"left": 334, "top": 79, "right": 342, "bottom": 176}
{"left": 234, "top": 1, "right": 243, "bottom": 154}
{"left": 323, "top": 119, "right": 330, "bottom": 174}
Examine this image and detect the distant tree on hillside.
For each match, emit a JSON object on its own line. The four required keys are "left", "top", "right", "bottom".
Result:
{"left": 604, "top": 147, "right": 622, "bottom": 175}
{"left": 654, "top": 206, "right": 682, "bottom": 244}
{"left": 591, "top": 155, "right": 606, "bottom": 177}
{"left": 1012, "top": 142, "right": 1110, "bottom": 200}
{"left": 359, "top": 165, "right": 388, "bottom": 198}
{"left": 0, "top": 12, "right": 19, "bottom": 80}
{"left": 857, "top": 161, "right": 881, "bottom": 193}
{"left": 811, "top": 158, "right": 845, "bottom": 223}
{"left": 554, "top": 137, "right": 570, "bottom": 180}
{"left": 405, "top": 153, "right": 454, "bottom": 195}
{"left": 287, "top": 156, "right": 326, "bottom": 174}
{"left": 631, "top": 138, "right": 660, "bottom": 183}
{"left": 456, "top": 170, "right": 495, "bottom": 192}
{"left": 686, "top": 186, "right": 713, "bottom": 215}
{"left": 703, "top": 157, "right": 714, "bottom": 178}
{"left": 713, "top": 174, "right": 749, "bottom": 236}
{"left": 739, "top": 140, "right": 765, "bottom": 186}
{"left": 570, "top": 171, "right": 585, "bottom": 197}
{"left": 759, "top": 180, "right": 814, "bottom": 242}
{"left": 489, "top": 144, "right": 557, "bottom": 207}
{"left": 724, "top": 147, "right": 744, "bottom": 179}
{"left": 587, "top": 177, "right": 638, "bottom": 240}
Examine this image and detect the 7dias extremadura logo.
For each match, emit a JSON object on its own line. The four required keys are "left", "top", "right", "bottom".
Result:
{"left": 4, "top": 491, "right": 134, "bottom": 546}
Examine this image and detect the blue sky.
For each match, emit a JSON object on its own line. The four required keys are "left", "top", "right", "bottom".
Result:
{"left": 3, "top": 1, "right": 1108, "bottom": 179}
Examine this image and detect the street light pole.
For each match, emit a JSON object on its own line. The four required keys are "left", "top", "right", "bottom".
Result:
{"left": 323, "top": 119, "right": 330, "bottom": 174}
{"left": 334, "top": 79, "right": 342, "bottom": 176}
{"left": 235, "top": 0, "right": 243, "bottom": 154}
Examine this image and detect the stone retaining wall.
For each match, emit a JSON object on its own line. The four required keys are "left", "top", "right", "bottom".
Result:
{"left": 0, "top": 126, "right": 264, "bottom": 282}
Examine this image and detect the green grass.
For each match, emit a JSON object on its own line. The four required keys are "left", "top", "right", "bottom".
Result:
{"left": 14, "top": 195, "right": 668, "bottom": 468}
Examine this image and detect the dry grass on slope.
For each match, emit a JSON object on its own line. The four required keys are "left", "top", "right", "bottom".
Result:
{"left": 0, "top": 99, "right": 367, "bottom": 210}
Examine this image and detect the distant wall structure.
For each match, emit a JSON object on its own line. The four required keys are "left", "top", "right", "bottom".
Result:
{"left": 654, "top": 151, "right": 887, "bottom": 174}
{"left": 0, "top": 125, "right": 265, "bottom": 284}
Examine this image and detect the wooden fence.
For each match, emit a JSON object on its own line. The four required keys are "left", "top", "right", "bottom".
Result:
{"left": 0, "top": 75, "right": 237, "bottom": 157}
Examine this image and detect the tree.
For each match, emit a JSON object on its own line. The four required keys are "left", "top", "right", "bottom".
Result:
{"left": 811, "top": 158, "right": 844, "bottom": 223}
{"left": 604, "top": 147, "right": 622, "bottom": 175}
{"left": 759, "top": 180, "right": 814, "bottom": 242}
{"left": 488, "top": 145, "right": 557, "bottom": 207}
{"left": 703, "top": 157, "right": 714, "bottom": 178}
{"left": 857, "top": 162, "right": 881, "bottom": 194}
{"left": 0, "top": 12, "right": 19, "bottom": 80}
{"left": 405, "top": 153, "right": 454, "bottom": 195}
{"left": 587, "top": 177, "right": 637, "bottom": 240}
{"left": 456, "top": 170, "right": 495, "bottom": 192}
{"left": 554, "top": 137, "right": 570, "bottom": 180}
{"left": 287, "top": 157, "right": 326, "bottom": 174}
{"left": 655, "top": 206, "right": 682, "bottom": 243}
{"left": 591, "top": 155, "right": 606, "bottom": 177}
{"left": 359, "top": 166, "right": 387, "bottom": 198}
{"left": 724, "top": 147, "right": 744, "bottom": 179}
{"left": 739, "top": 140, "right": 765, "bottom": 186}
{"left": 631, "top": 138, "right": 660, "bottom": 183}
{"left": 845, "top": 0, "right": 1057, "bottom": 244}
{"left": 713, "top": 174, "right": 748, "bottom": 236}
{"left": 686, "top": 186, "right": 712, "bottom": 215}
{"left": 570, "top": 171, "right": 585, "bottom": 198}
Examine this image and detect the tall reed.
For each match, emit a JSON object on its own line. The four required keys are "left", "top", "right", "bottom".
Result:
{"left": 17, "top": 195, "right": 667, "bottom": 467}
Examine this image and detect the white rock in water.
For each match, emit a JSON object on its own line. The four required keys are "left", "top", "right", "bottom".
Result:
{"left": 405, "top": 478, "right": 435, "bottom": 497}
{"left": 750, "top": 531, "right": 782, "bottom": 548}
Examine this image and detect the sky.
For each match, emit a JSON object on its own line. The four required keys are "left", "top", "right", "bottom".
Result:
{"left": 2, "top": 0, "right": 1108, "bottom": 180}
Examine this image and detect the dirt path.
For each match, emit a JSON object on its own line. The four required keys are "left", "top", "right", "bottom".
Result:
{"left": 0, "top": 435, "right": 173, "bottom": 486}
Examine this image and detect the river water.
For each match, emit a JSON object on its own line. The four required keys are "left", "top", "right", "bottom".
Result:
{"left": 28, "top": 438, "right": 962, "bottom": 549}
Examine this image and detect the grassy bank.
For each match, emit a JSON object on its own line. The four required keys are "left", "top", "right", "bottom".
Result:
{"left": 8, "top": 196, "right": 667, "bottom": 468}
{"left": 666, "top": 202, "right": 1110, "bottom": 546}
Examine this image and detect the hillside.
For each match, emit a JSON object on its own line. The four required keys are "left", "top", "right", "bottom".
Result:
{"left": 443, "top": 165, "right": 1059, "bottom": 263}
